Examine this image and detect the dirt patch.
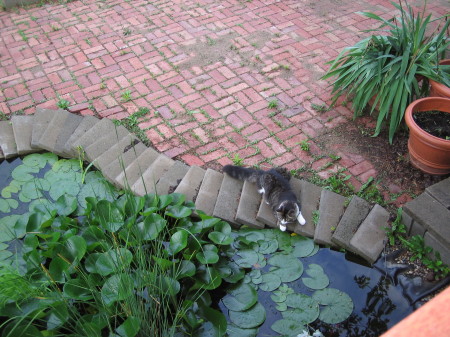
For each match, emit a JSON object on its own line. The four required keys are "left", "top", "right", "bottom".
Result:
{"left": 413, "top": 110, "right": 450, "bottom": 140}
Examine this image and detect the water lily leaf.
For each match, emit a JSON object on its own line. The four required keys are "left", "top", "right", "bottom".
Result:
{"left": 20, "top": 180, "right": 43, "bottom": 200}
{"left": 225, "top": 324, "right": 257, "bottom": 337}
{"left": 115, "top": 316, "right": 140, "bottom": 337}
{"left": 49, "top": 181, "right": 80, "bottom": 201}
{"left": 259, "top": 272, "right": 281, "bottom": 292}
{"left": 169, "top": 230, "right": 188, "bottom": 255}
{"left": 95, "top": 248, "right": 133, "bottom": 276}
{"left": 306, "top": 244, "right": 320, "bottom": 257}
{"left": 54, "top": 195, "right": 78, "bottom": 216}
{"left": 77, "top": 176, "right": 117, "bottom": 209}
{"left": 0, "top": 215, "right": 20, "bottom": 242}
{"left": 312, "top": 288, "right": 354, "bottom": 324}
{"left": 23, "top": 152, "right": 57, "bottom": 168}
{"left": 238, "top": 229, "right": 265, "bottom": 243}
{"left": 195, "top": 306, "right": 227, "bottom": 337}
{"left": 197, "top": 244, "right": 219, "bottom": 264}
{"left": 208, "top": 232, "right": 232, "bottom": 246}
{"left": 302, "top": 264, "right": 329, "bottom": 290}
{"left": 219, "top": 261, "right": 245, "bottom": 283}
{"left": 11, "top": 165, "right": 39, "bottom": 182}
{"left": 52, "top": 159, "right": 80, "bottom": 173}
{"left": 275, "top": 303, "right": 287, "bottom": 311}
{"left": 256, "top": 239, "right": 278, "bottom": 255}
{"left": 64, "top": 278, "right": 93, "bottom": 300}
{"left": 222, "top": 282, "right": 257, "bottom": 312}
{"left": 229, "top": 302, "right": 265, "bottom": 329}
{"left": 101, "top": 273, "right": 133, "bottom": 305}
{"left": 291, "top": 236, "right": 315, "bottom": 257}
{"left": 234, "top": 250, "right": 259, "bottom": 268}
{"left": 165, "top": 205, "right": 192, "bottom": 219}
{"left": 1, "top": 184, "right": 19, "bottom": 198}
{"left": 135, "top": 213, "right": 167, "bottom": 240}
{"left": 0, "top": 199, "right": 16, "bottom": 213}
{"left": 284, "top": 294, "right": 320, "bottom": 324}
{"left": 268, "top": 253, "right": 303, "bottom": 282}
{"left": 271, "top": 318, "right": 305, "bottom": 336}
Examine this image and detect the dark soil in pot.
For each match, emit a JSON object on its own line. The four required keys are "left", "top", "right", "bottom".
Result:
{"left": 413, "top": 110, "right": 450, "bottom": 140}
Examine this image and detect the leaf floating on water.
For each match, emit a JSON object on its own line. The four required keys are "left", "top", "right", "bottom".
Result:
{"left": 291, "top": 236, "right": 315, "bottom": 257}
{"left": 222, "top": 282, "right": 257, "bottom": 312}
{"left": 267, "top": 253, "right": 303, "bottom": 282}
{"left": 302, "top": 264, "right": 330, "bottom": 290}
{"left": 271, "top": 318, "right": 306, "bottom": 336}
{"left": 258, "top": 272, "right": 281, "bottom": 292}
{"left": 234, "top": 250, "right": 259, "bottom": 268}
{"left": 229, "top": 302, "right": 266, "bottom": 329}
{"left": 312, "top": 288, "right": 354, "bottom": 324}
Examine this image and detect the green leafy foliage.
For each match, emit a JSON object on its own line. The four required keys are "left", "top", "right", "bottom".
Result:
{"left": 312, "top": 288, "right": 354, "bottom": 324}
{"left": 322, "top": 1, "right": 450, "bottom": 143}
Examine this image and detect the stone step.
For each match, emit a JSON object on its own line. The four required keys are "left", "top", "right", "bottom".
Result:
{"left": 31, "top": 108, "right": 58, "bottom": 149}
{"left": 255, "top": 177, "right": 303, "bottom": 230}
{"left": 83, "top": 125, "right": 133, "bottom": 163}
{"left": 213, "top": 174, "right": 244, "bottom": 227}
{"left": 63, "top": 115, "right": 100, "bottom": 157}
{"left": 425, "top": 177, "right": 450, "bottom": 210}
{"left": 100, "top": 142, "right": 148, "bottom": 186}
{"left": 0, "top": 148, "right": 4, "bottom": 161}
{"left": 314, "top": 189, "right": 346, "bottom": 248}
{"left": 236, "top": 180, "right": 265, "bottom": 228}
{"left": 11, "top": 115, "right": 36, "bottom": 155}
{"left": 70, "top": 118, "right": 117, "bottom": 154}
{"left": 195, "top": 168, "right": 224, "bottom": 216}
{"left": 53, "top": 113, "right": 84, "bottom": 157}
{"left": 93, "top": 138, "right": 142, "bottom": 171}
{"left": 0, "top": 121, "right": 18, "bottom": 159}
{"left": 114, "top": 146, "right": 160, "bottom": 189}
{"left": 155, "top": 161, "right": 190, "bottom": 195}
{"left": 35, "top": 109, "right": 71, "bottom": 153}
{"left": 292, "top": 180, "right": 322, "bottom": 238}
{"left": 131, "top": 154, "right": 175, "bottom": 196}
{"left": 174, "top": 166, "right": 206, "bottom": 202}
{"left": 349, "top": 204, "right": 390, "bottom": 264}
{"left": 331, "top": 195, "right": 372, "bottom": 250}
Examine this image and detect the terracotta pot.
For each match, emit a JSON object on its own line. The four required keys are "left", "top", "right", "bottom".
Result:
{"left": 405, "top": 97, "right": 450, "bottom": 175}
{"left": 429, "top": 59, "right": 450, "bottom": 98}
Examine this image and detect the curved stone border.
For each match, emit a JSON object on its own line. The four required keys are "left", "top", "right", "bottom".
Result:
{"left": 2, "top": 109, "right": 448, "bottom": 265}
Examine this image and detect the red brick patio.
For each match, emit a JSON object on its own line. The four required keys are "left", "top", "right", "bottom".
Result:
{"left": 0, "top": 0, "right": 448, "bottom": 206}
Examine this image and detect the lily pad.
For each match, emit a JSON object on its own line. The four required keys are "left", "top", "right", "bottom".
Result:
{"left": 312, "top": 288, "right": 354, "bottom": 324}
{"left": 229, "top": 302, "right": 266, "bottom": 329}
{"left": 258, "top": 273, "right": 281, "bottom": 292}
{"left": 291, "top": 236, "right": 315, "bottom": 257}
{"left": 225, "top": 324, "right": 257, "bottom": 337}
{"left": 20, "top": 180, "right": 43, "bottom": 200}
{"left": 11, "top": 165, "right": 39, "bottom": 182}
{"left": 49, "top": 181, "right": 80, "bottom": 201}
{"left": 302, "top": 264, "right": 329, "bottom": 290}
{"left": 222, "top": 282, "right": 257, "bottom": 312}
{"left": 271, "top": 318, "right": 305, "bottom": 336}
{"left": 268, "top": 253, "right": 303, "bottom": 282}
{"left": 234, "top": 250, "right": 259, "bottom": 268}
{"left": 23, "top": 153, "right": 57, "bottom": 168}
{"left": 256, "top": 239, "right": 278, "bottom": 255}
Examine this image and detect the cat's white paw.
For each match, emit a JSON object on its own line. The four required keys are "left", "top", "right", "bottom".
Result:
{"left": 279, "top": 224, "right": 287, "bottom": 232}
{"left": 258, "top": 187, "right": 265, "bottom": 194}
{"left": 297, "top": 212, "right": 306, "bottom": 225}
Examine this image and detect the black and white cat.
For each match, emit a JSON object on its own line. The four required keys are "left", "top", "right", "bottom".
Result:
{"left": 223, "top": 165, "right": 306, "bottom": 231}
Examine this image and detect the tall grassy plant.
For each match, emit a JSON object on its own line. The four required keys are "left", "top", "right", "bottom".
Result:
{"left": 323, "top": 1, "right": 450, "bottom": 143}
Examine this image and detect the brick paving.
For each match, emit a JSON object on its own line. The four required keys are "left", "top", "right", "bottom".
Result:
{"left": 0, "top": 0, "right": 448, "bottom": 206}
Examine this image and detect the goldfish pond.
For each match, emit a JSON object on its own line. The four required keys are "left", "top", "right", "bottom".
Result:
{"left": 0, "top": 153, "right": 413, "bottom": 337}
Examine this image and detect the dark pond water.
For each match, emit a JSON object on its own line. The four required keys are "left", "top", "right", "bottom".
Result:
{"left": 0, "top": 157, "right": 413, "bottom": 337}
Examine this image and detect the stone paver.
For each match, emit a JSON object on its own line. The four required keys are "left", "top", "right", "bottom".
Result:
{"left": 236, "top": 180, "right": 265, "bottom": 228}
{"left": 131, "top": 154, "right": 174, "bottom": 196}
{"left": 82, "top": 125, "right": 132, "bottom": 162}
{"left": 31, "top": 108, "right": 57, "bottom": 149}
{"left": 426, "top": 177, "right": 450, "bottom": 210}
{"left": 332, "top": 195, "right": 372, "bottom": 250}
{"left": 293, "top": 180, "right": 322, "bottom": 238}
{"left": 0, "top": 121, "right": 17, "bottom": 159}
{"left": 195, "top": 168, "right": 224, "bottom": 215}
{"left": 54, "top": 113, "right": 84, "bottom": 157}
{"left": 93, "top": 137, "right": 141, "bottom": 171}
{"left": 213, "top": 175, "right": 244, "bottom": 227}
{"left": 314, "top": 189, "right": 346, "bottom": 247}
{"left": 155, "top": 161, "right": 190, "bottom": 195}
{"left": 115, "top": 146, "right": 160, "bottom": 189}
{"left": 11, "top": 115, "right": 35, "bottom": 155}
{"left": 71, "top": 118, "right": 117, "bottom": 154}
{"left": 36, "top": 109, "right": 70, "bottom": 152}
{"left": 173, "top": 166, "right": 206, "bottom": 202}
{"left": 64, "top": 116, "right": 100, "bottom": 156}
{"left": 349, "top": 204, "right": 390, "bottom": 264}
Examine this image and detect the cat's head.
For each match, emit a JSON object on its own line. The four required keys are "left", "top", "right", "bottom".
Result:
{"left": 275, "top": 201, "right": 305, "bottom": 226}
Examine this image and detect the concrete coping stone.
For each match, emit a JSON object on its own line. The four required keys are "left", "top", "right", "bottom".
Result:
{"left": 314, "top": 189, "right": 347, "bottom": 247}
{"left": 101, "top": 142, "right": 147, "bottom": 185}
{"left": 425, "top": 177, "right": 450, "bottom": 210}
{"left": 236, "top": 180, "right": 265, "bottom": 229}
{"left": 155, "top": 161, "right": 190, "bottom": 196}
{"left": 213, "top": 174, "right": 244, "bottom": 227}
{"left": 349, "top": 204, "right": 389, "bottom": 264}
{"left": 31, "top": 108, "right": 58, "bottom": 148}
{"left": 11, "top": 115, "right": 36, "bottom": 156}
{"left": 36, "top": 109, "right": 70, "bottom": 152}
{"left": 71, "top": 117, "right": 117, "bottom": 153}
{"left": 331, "top": 195, "right": 372, "bottom": 250}
{"left": 173, "top": 166, "right": 206, "bottom": 202}
{"left": 53, "top": 113, "right": 84, "bottom": 157}
{"left": 93, "top": 137, "right": 142, "bottom": 171}
{"left": 131, "top": 154, "right": 175, "bottom": 196}
{"left": 64, "top": 115, "right": 100, "bottom": 156}
{"left": 114, "top": 146, "right": 160, "bottom": 189}
{"left": 293, "top": 179, "right": 322, "bottom": 238}
{"left": 195, "top": 168, "right": 224, "bottom": 216}
{"left": 0, "top": 121, "right": 18, "bottom": 159}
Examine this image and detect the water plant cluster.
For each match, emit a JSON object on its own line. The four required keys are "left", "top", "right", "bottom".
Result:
{"left": 0, "top": 153, "right": 354, "bottom": 336}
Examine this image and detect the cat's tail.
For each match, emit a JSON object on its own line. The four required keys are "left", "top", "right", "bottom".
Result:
{"left": 223, "top": 165, "right": 260, "bottom": 183}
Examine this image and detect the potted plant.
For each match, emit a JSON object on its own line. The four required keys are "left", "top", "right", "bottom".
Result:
{"left": 404, "top": 97, "right": 450, "bottom": 175}
{"left": 322, "top": 1, "right": 450, "bottom": 143}
{"left": 429, "top": 59, "right": 450, "bottom": 98}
